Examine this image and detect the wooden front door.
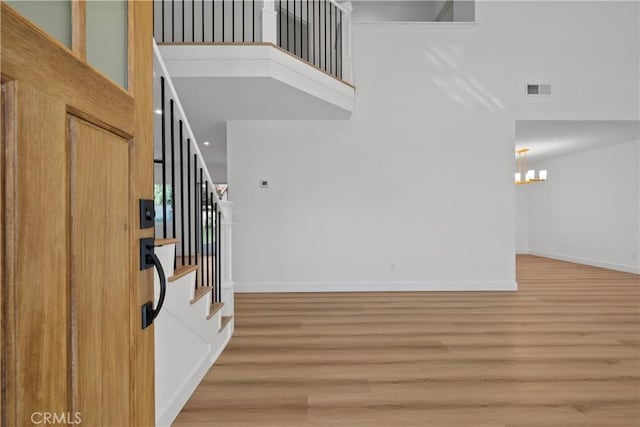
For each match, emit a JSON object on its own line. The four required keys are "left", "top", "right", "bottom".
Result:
{"left": 1, "top": 2, "right": 155, "bottom": 425}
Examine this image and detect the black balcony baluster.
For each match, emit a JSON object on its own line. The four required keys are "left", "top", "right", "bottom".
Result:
{"left": 329, "top": 3, "right": 332, "bottom": 75}
{"left": 171, "top": 0, "right": 175, "bottom": 42}
{"left": 232, "top": 0, "right": 235, "bottom": 42}
{"left": 324, "top": 0, "right": 327, "bottom": 71}
{"left": 162, "top": 0, "right": 165, "bottom": 43}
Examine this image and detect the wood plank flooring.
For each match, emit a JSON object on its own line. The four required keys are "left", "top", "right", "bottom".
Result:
{"left": 173, "top": 255, "right": 640, "bottom": 426}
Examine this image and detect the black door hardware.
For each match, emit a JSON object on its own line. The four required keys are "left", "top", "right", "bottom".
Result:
{"left": 139, "top": 199, "right": 155, "bottom": 229}
{"left": 140, "top": 238, "right": 167, "bottom": 329}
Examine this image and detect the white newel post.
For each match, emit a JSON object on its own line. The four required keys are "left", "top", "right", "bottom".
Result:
{"left": 341, "top": 1, "right": 353, "bottom": 83}
{"left": 262, "top": 0, "right": 278, "bottom": 44}
{"left": 218, "top": 201, "right": 234, "bottom": 321}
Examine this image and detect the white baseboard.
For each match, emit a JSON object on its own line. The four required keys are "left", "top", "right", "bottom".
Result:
{"left": 156, "top": 335, "right": 231, "bottom": 427}
{"left": 235, "top": 281, "right": 518, "bottom": 293}
{"left": 528, "top": 250, "right": 640, "bottom": 275}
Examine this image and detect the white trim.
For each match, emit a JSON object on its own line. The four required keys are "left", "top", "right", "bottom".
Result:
{"left": 156, "top": 335, "right": 231, "bottom": 427}
{"left": 528, "top": 250, "right": 640, "bottom": 275}
{"left": 235, "top": 281, "right": 518, "bottom": 293}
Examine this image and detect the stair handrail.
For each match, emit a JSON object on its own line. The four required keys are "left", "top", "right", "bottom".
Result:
{"left": 153, "top": 40, "right": 217, "bottom": 197}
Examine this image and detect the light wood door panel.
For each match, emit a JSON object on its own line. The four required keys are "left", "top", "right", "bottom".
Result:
{"left": 13, "top": 84, "right": 71, "bottom": 421}
{"left": 71, "top": 118, "right": 130, "bottom": 425}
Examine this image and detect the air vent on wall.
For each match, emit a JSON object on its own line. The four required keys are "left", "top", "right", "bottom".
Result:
{"left": 526, "top": 83, "right": 552, "bottom": 96}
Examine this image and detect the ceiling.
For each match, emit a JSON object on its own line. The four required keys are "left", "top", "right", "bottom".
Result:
{"left": 515, "top": 120, "right": 640, "bottom": 163}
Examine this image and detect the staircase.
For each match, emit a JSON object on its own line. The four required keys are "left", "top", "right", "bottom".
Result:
{"left": 152, "top": 40, "right": 235, "bottom": 426}
{"left": 153, "top": 237, "right": 234, "bottom": 427}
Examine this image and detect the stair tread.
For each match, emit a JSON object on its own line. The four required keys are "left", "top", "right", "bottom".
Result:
{"left": 219, "top": 315, "right": 233, "bottom": 332}
{"left": 155, "top": 238, "right": 178, "bottom": 246}
{"left": 190, "top": 286, "right": 212, "bottom": 304}
{"left": 207, "top": 302, "right": 225, "bottom": 320}
{"left": 169, "top": 265, "right": 198, "bottom": 282}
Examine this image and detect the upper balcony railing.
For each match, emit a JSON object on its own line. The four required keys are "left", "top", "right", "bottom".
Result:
{"left": 153, "top": 0, "right": 353, "bottom": 82}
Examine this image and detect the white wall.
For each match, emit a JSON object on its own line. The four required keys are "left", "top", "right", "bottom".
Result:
{"left": 524, "top": 140, "right": 640, "bottom": 274}
{"left": 228, "top": 1, "right": 639, "bottom": 292}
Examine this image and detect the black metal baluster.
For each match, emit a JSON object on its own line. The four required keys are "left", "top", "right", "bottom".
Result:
{"left": 182, "top": 0, "right": 185, "bottom": 41}
{"left": 286, "top": 1, "right": 289, "bottom": 51}
{"left": 252, "top": 0, "right": 255, "bottom": 42}
{"left": 170, "top": 99, "right": 176, "bottom": 239}
{"left": 199, "top": 168, "right": 204, "bottom": 288}
{"left": 306, "top": 0, "right": 309, "bottom": 61}
{"left": 338, "top": 8, "right": 342, "bottom": 79}
{"left": 242, "top": 0, "right": 245, "bottom": 42}
{"left": 160, "top": 77, "right": 167, "bottom": 238}
{"left": 194, "top": 154, "right": 199, "bottom": 268}
{"left": 202, "top": 0, "right": 205, "bottom": 42}
{"left": 213, "top": 203, "right": 218, "bottom": 301}
{"left": 162, "top": 0, "right": 165, "bottom": 43}
{"left": 329, "top": 3, "right": 332, "bottom": 75}
{"left": 209, "top": 191, "right": 214, "bottom": 297}
{"left": 313, "top": 0, "right": 316, "bottom": 65}
{"left": 232, "top": 0, "right": 235, "bottom": 42}
{"left": 205, "top": 181, "right": 210, "bottom": 288}
{"left": 191, "top": 0, "right": 195, "bottom": 42}
{"left": 187, "top": 140, "right": 192, "bottom": 264}
{"left": 293, "top": 0, "right": 296, "bottom": 55}
{"left": 217, "top": 208, "right": 222, "bottom": 302}
{"left": 299, "top": 0, "right": 302, "bottom": 57}
{"left": 179, "top": 121, "right": 185, "bottom": 264}
{"left": 212, "top": 0, "right": 215, "bottom": 41}
{"left": 172, "top": 0, "right": 175, "bottom": 42}
{"left": 278, "top": 0, "right": 281, "bottom": 46}
{"left": 324, "top": 0, "right": 327, "bottom": 71}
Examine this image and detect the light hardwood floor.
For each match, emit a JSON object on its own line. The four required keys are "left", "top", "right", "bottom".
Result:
{"left": 174, "top": 255, "right": 640, "bottom": 426}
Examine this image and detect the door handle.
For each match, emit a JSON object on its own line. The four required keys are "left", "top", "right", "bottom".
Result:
{"left": 140, "top": 238, "right": 167, "bottom": 329}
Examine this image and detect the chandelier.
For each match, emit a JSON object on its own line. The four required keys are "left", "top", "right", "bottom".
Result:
{"left": 515, "top": 148, "right": 547, "bottom": 185}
